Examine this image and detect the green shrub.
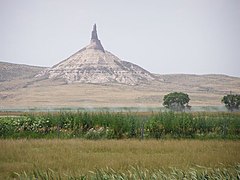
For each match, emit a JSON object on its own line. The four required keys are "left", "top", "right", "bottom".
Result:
{"left": 0, "top": 112, "right": 239, "bottom": 139}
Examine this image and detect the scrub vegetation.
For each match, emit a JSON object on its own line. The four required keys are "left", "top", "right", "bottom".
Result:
{"left": 0, "top": 112, "right": 239, "bottom": 139}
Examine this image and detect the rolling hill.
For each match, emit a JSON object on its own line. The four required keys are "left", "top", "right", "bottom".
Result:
{"left": 0, "top": 61, "right": 45, "bottom": 82}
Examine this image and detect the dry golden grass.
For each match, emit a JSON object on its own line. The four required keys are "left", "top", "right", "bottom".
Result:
{"left": 1, "top": 74, "right": 240, "bottom": 109}
{"left": 0, "top": 139, "right": 239, "bottom": 179}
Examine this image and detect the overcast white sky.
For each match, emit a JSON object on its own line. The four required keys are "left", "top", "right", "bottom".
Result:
{"left": 1, "top": 0, "right": 240, "bottom": 77}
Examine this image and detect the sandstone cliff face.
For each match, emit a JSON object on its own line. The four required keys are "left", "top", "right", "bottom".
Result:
{"left": 37, "top": 24, "right": 155, "bottom": 85}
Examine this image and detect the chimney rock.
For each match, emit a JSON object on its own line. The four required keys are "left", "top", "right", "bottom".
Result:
{"left": 87, "top": 24, "right": 105, "bottom": 52}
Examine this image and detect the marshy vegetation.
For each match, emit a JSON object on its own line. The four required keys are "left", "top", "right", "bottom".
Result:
{"left": 1, "top": 111, "right": 240, "bottom": 179}
{"left": 0, "top": 111, "right": 240, "bottom": 139}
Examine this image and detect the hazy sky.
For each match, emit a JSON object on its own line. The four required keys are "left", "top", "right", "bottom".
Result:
{"left": 1, "top": 0, "right": 240, "bottom": 77}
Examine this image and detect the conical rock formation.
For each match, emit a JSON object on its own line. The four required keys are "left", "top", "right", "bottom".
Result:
{"left": 37, "top": 24, "right": 155, "bottom": 85}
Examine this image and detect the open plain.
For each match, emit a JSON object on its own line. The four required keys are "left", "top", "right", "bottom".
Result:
{"left": 1, "top": 70, "right": 240, "bottom": 109}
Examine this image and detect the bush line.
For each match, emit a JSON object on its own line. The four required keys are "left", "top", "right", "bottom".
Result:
{"left": 0, "top": 112, "right": 240, "bottom": 139}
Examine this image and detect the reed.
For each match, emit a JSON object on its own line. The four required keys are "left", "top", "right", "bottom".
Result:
{"left": 14, "top": 164, "right": 240, "bottom": 179}
{"left": 0, "top": 112, "right": 239, "bottom": 139}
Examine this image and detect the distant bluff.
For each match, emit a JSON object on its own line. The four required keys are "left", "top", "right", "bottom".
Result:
{"left": 37, "top": 24, "right": 156, "bottom": 85}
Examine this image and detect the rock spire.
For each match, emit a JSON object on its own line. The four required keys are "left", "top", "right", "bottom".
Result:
{"left": 87, "top": 24, "right": 105, "bottom": 52}
{"left": 91, "top": 24, "right": 98, "bottom": 40}
{"left": 36, "top": 24, "right": 156, "bottom": 85}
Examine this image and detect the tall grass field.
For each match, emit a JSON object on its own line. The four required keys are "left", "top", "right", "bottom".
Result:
{"left": 0, "top": 139, "right": 240, "bottom": 179}
{"left": 0, "top": 112, "right": 239, "bottom": 139}
{"left": 0, "top": 112, "right": 240, "bottom": 179}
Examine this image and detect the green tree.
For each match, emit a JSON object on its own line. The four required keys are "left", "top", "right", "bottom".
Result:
{"left": 222, "top": 94, "right": 240, "bottom": 112}
{"left": 163, "top": 92, "right": 190, "bottom": 111}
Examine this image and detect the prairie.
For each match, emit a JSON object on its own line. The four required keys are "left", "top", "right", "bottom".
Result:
{"left": 0, "top": 139, "right": 239, "bottom": 179}
{"left": 1, "top": 74, "right": 240, "bottom": 109}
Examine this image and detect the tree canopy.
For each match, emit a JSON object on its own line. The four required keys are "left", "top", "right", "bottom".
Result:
{"left": 222, "top": 94, "right": 240, "bottom": 112}
{"left": 163, "top": 92, "right": 190, "bottom": 111}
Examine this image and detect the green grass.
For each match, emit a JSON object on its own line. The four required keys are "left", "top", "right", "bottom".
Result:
{"left": 1, "top": 112, "right": 239, "bottom": 179}
{"left": 14, "top": 165, "right": 240, "bottom": 179}
{"left": 0, "top": 112, "right": 240, "bottom": 139}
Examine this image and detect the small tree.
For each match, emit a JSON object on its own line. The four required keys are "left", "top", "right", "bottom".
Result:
{"left": 163, "top": 92, "right": 190, "bottom": 111}
{"left": 222, "top": 94, "right": 240, "bottom": 112}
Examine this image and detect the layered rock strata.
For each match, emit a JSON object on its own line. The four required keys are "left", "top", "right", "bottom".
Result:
{"left": 37, "top": 24, "right": 155, "bottom": 85}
